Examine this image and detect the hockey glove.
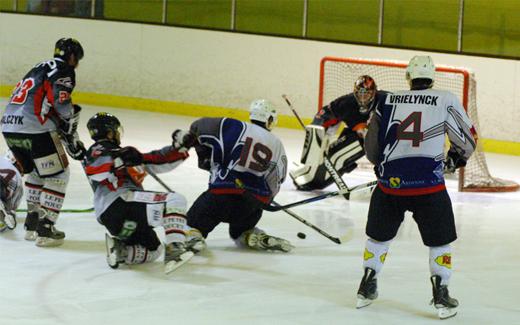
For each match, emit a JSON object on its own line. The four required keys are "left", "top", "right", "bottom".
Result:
{"left": 444, "top": 149, "right": 467, "bottom": 174}
{"left": 63, "top": 132, "right": 86, "bottom": 160}
{"left": 172, "top": 129, "right": 198, "bottom": 150}
{"left": 115, "top": 146, "right": 143, "bottom": 166}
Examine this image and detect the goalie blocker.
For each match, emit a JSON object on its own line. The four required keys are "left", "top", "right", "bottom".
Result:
{"left": 290, "top": 125, "right": 364, "bottom": 191}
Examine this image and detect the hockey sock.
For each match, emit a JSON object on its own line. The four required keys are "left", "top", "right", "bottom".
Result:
{"left": 429, "top": 244, "right": 452, "bottom": 286}
{"left": 362, "top": 238, "right": 391, "bottom": 277}
{"left": 126, "top": 245, "right": 162, "bottom": 264}
{"left": 163, "top": 213, "right": 188, "bottom": 244}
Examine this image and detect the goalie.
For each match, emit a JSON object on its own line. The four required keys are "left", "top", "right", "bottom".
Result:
{"left": 290, "top": 75, "right": 389, "bottom": 191}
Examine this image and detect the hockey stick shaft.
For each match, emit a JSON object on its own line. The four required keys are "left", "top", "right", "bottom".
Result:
{"left": 281, "top": 94, "right": 350, "bottom": 199}
{"left": 272, "top": 201, "right": 341, "bottom": 244}
{"left": 145, "top": 166, "right": 174, "bottom": 192}
{"left": 264, "top": 180, "right": 377, "bottom": 212}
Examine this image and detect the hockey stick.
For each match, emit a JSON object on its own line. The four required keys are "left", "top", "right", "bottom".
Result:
{"left": 145, "top": 166, "right": 174, "bottom": 192}
{"left": 272, "top": 201, "right": 341, "bottom": 244}
{"left": 264, "top": 180, "right": 377, "bottom": 212}
{"left": 282, "top": 94, "right": 351, "bottom": 199}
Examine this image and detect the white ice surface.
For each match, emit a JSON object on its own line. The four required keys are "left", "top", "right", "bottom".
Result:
{"left": 1, "top": 101, "right": 519, "bottom": 325}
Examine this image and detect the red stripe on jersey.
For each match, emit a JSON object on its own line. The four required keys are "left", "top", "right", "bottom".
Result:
{"left": 143, "top": 150, "right": 188, "bottom": 164}
{"left": 164, "top": 213, "right": 186, "bottom": 220}
{"left": 323, "top": 118, "right": 339, "bottom": 128}
{"left": 209, "top": 188, "right": 270, "bottom": 204}
{"left": 378, "top": 183, "right": 446, "bottom": 196}
{"left": 33, "top": 80, "right": 55, "bottom": 125}
{"left": 85, "top": 162, "right": 112, "bottom": 175}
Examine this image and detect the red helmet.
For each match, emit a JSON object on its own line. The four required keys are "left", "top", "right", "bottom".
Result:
{"left": 353, "top": 75, "right": 377, "bottom": 112}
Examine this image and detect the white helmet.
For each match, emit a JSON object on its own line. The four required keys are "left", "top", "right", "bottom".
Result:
{"left": 249, "top": 99, "right": 278, "bottom": 130}
{"left": 406, "top": 55, "right": 435, "bottom": 85}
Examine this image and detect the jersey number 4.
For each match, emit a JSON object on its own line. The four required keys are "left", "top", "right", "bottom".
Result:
{"left": 238, "top": 137, "right": 273, "bottom": 172}
{"left": 10, "top": 78, "right": 35, "bottom": 105}
{"left": 396, "top": 112, "right": 423, "bottom": 147}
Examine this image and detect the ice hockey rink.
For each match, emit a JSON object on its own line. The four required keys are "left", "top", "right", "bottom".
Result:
{"left": 1, "top": 101, "right": 519, "bottom": 325}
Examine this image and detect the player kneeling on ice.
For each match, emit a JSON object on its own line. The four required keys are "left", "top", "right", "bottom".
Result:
{"left": 0, "top": 152, "right": 23, "bottom": 233}
{"left": 172, "top": 99, "right": 293, "bottom": 253}
{"left": 290, "top": 75, "right": 389, "bottom": 191}
{"left": 356, "top": 56, "right": 476, "bottom": 319}
{"left": 84, "top": 112, "right": 194, "bottom": 274}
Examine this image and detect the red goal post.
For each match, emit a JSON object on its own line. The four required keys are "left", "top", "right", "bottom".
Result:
{"left": 318, "top": 56, "right": 519, "bottom": 192}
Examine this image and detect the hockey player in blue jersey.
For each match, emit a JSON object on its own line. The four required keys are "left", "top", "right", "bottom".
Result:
{"left": 172, "top": 99, "right": 293, "bottom": 253}
{"left": 355, "top": 56, "right": 477, "bottom": 319}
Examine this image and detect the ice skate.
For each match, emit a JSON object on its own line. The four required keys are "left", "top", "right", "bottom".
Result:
{"left": 35, "top": 218, "right": 65, "bottom": 247}
{"left": 245, "top": 229, "right": 294, "bottom": 252}
{"left": 105, "top": 233, "right": 127, "bottom": 269}
{"left": 356, "top": 267, "right": 378, "bottom": 309}
{"left": 430, "top": 275, "right": 458, "bottom": 319}
{"left": 24, "top": 212, "right": 39, "bottom": 241}
{"left": 164, "top": 242, "right": 194, "bottom": 274}
{"left": 185, "top": 229, "right": 207, "bottom": 254}
{"left": 0, "top": 211, "right": 16, "bottom": 232}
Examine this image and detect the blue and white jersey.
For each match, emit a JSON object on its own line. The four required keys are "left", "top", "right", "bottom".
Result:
{"left": 190, "top": 117, "right": 287, "bottom": 202}
{"left": 365, "top": 89, "right": 477, "bottom": 195}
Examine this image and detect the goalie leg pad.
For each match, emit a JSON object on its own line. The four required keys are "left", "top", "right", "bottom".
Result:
{"left": 327, "top": 131, "right": 365, "bottom": 174}
{"left": 290, "top": 125, "right": 330, "bottom": 190}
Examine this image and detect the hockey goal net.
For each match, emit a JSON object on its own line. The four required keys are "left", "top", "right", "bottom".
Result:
{"left": 319, "top": 56, "right": 519, "bottom": 192}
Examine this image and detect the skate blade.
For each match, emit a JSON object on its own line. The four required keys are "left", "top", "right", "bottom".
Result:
{"left": 164, "top": 251, "right": 194, "bottom": 274}
{"left": 437, "top": 307, "right": 457, "bottom": 319}
{"left": 356, "top": 297, "right": 374, "bottom": 309}
{"left": 35, "top": 237, "right": 64, "bottom": 247}
{"left": 25, "top": 231, "right": 37, "bottom": 241}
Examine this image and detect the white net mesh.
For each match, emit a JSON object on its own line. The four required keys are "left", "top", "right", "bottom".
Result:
{"left": 319, "top": 57, "right": 518, "bottom": 192}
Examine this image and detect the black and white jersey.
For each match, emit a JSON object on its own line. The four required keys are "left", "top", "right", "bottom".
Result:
{"left": 312, "top": 91, "right": 389, "bottom": 132}
{"left": 2, "top": 58, "right": 76, "bottom": 134}
{"left": 190, "top": 117, "right": 287, "bottom": 203}
{"left": 365, "top": 89, "right": 477, "bottom": 195}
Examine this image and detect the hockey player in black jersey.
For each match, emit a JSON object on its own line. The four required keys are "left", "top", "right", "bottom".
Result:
{"left": 1, "top": 38, "right": 86, "bottom": 246}
{"left": 84, "top": 112, "right": 194, "bottom": 274}
{"left": 290, "top": 75, "right": 389, "bottom": 191}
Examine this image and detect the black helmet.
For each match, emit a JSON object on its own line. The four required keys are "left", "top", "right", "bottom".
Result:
{"left": 54, "top": 38, "right": 84, "bottom": 61}
{"left": 87, "top": 112, "right": 121, "bottom": 143}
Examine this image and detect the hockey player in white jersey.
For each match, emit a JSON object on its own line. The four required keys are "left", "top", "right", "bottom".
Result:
{"left": 173, "top": 99, "right": 292, "bottom": 253}
{"left": 356, "top": 56, "right": 477, "bottom": 319}
{"left": 84, "top": 112, "right": 194, "bottom": 274}
{"left": 0, "top": 153, "right": 23, "bottom": 232}
{"left": 1, "top": 38, "right": 86, "bottom": 247}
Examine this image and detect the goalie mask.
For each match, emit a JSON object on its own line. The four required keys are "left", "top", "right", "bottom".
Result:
{"left": 353, "top": 75, "right": 377, "bottom": 114}
{"left": 87, "top": 112, "right": 123, "bottom": 145}
{"left": 249, "top": 99, "right": 278, "bottom": 131}
{"left": 406, "top": 55, "right": 435, "bottom": 88}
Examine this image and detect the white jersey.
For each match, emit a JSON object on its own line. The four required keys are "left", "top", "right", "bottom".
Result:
{"left": 0, "top": 156, "right": 23, "bottom": 213}
{"left": 365, "top": 89, "right": 477, "bottom": 195}
{"left": 190, "top": 117, "right": 287, "bottom": 202}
